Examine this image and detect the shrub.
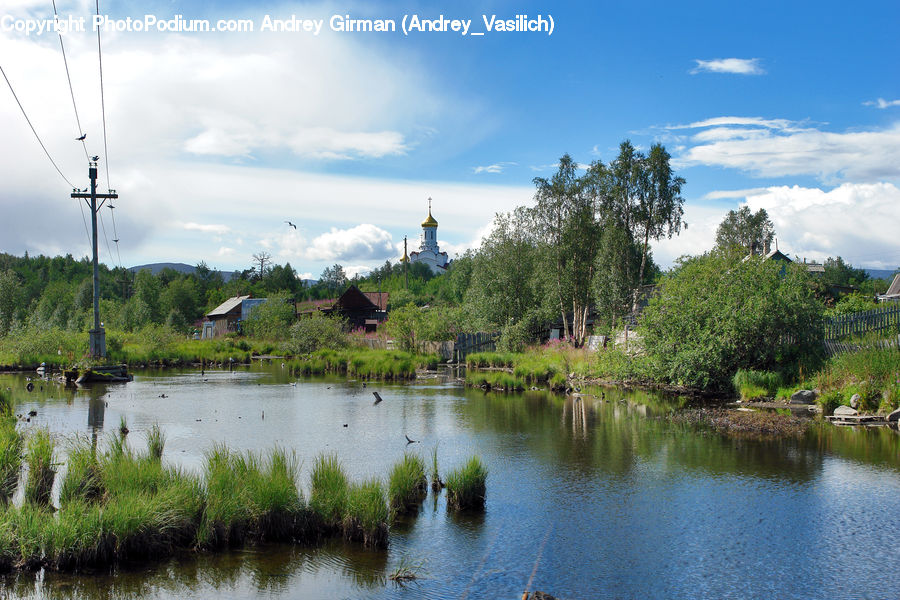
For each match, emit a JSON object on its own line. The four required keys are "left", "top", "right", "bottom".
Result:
{"left": 445, "top": 456, "right": 487, "bottom": 512}
{"left": 817, "top": 390, "right": 844, "bottom": 415}
{"left": 640, "top": 253, "right": 823, "bottom": 390}
{"left": 285, "top": 312, "right": 348, "bottom": 356}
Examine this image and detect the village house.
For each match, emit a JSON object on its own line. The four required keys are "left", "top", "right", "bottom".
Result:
{"left": 202, "top": 295, "right": 268, "bottom": 338}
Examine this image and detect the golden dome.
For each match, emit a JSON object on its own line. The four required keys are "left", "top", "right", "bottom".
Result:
{"left": 421, "top": 207, "right": 438, "bottom": 228}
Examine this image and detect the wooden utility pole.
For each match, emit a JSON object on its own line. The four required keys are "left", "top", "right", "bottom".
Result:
{"left": 71, "top": 159, "right": 117, "bottom": 358}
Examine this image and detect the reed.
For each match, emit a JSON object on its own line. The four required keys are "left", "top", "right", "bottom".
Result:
{"left": 732, "top": 369, "right": 782, "bottom": 400}
{"left": 388, "top": 453, "right": 427, "bottom": 516}
{"left": 0, "top": 421, "right": 23, "bottom": 504}
{"left": 445, "top": 456, "right": 487, "bottom": 512}
{"left": 59, "top": 435, "right": 103, "bottom": 505}
{"left": 198, "top": 444, "right": 253, "bottom": 548}
{"left": 430, "top": 446, "right": 443, "bottom": 491}
{"left": 309, "top": 453, "right": 348, "bottom": 531}
{"left": 24, "top": 428, "right": 55, "bottom": 506}
{"left": 246, "top": 447, "right": 305, "bottom": 542}
{"left": 465, "top": 370, "right": 526, "bottom": 391}
{"left": 342, "top": 478, "right": 388, "bottom": 548}
{"left": 147, "top": 423, "right": 165, "bottom": 461}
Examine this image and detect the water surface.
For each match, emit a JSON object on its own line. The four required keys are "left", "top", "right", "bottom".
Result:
{"left": 2, "top": 366, "right": 899, "bottom": 599}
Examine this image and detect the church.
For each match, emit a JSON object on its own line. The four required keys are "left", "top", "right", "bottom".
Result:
{"left": 401, "top": 199, "right": 450, "bottom": 274}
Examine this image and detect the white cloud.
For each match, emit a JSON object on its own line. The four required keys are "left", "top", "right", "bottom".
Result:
{"left": 344, "top": 265, "right": 372, "bottom": 279}
{"left": 182, "top": 222, "right": 232, "bottom": 235}
{"left": 864, "top": 98, "right": 900, "bottom": 109}
{"left": 742, "top": 183, "right": 900, "bottom": 267}
{"left": 673, "top": 118, "right": 900, "bottom": 182}
{"left": 690, "top": 58, "right": 765, "bottom": 75}
{"left": 473, "top": 162, "right": 517, "bottom": 174}
{"left": 304, "top": 224, "right": 395, "bottom": 262}
{"left": 653, "top": 183, "right": 900, "bottom": 270}
{"left": 702, "top": 188, "right": 769, "bottom": 200}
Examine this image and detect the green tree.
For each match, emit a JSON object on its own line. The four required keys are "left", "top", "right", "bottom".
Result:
{"left": 320, "top": 264, "right": 348, "bottom": 295}
{"left": 531, "top": 154, "right": 600, "bottom": 345}
{"left": 715, "top": 206, "right": 775, "bottom": 256}
{"left": 241, "top": 293, "right": 295, "bottom": 340}
{"left": 466, "top": 208, "right": 541, "bottom": 331}
{"left": 640, "top": 252, "right": 823, "bottom": 389}
{"left": 0, "top": 270, "right": 21, "bottom": 335}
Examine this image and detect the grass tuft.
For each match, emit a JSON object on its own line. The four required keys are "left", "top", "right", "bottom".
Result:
{"left": 309, "top": 453, "right": 348, "bottom": 531}
{"left": 445, "top": 456, "right": 487, "bottom": 512}
{"left": 343, "top": 478, "right": 388, "bottom": 548}
{"left": 24, "top": 428, "right": 55, "bottom": 506}
{"left": 388, "top": 453, "right": 427, "bottom": 517}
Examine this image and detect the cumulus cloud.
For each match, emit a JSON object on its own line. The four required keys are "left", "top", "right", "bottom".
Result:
{"left": 304, "top": 224, "right": 395, "bottom": 262}
{"left": 671, "top": 118, "right": 900, "bottom": 182}
{"left": 864, "top": 98, "right": 900, "bottom": 109}
{"left": 690, "top": 58, "right": 765, "bottom": 75}
{"left": 653, "top": 183, "right": 900, "bottom": 270}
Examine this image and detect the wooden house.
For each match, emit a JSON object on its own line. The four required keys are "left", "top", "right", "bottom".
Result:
{"left": 325, "top": 286, "right": 388, "bottom": 331}
{"left": 202, "top": 295, "right": 250, "bottom": 338}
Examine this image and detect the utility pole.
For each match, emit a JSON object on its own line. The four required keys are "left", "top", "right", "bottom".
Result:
{"left": 71, "top": 159, "right": 117, "bottom": 358}
{"left": 403, "top": 236, "right": 409, "bottom": 290}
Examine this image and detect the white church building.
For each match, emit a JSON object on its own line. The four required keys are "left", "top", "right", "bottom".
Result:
{"left": 402, "top": 199, "right": 450, "bottom": 274}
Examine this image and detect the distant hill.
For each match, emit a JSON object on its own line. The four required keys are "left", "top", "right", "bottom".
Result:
{"left": 129, "top": 262, "right": 235, "bottom": 281}
{"left": 865, "top": 269, "right": 898, "bottom": 281}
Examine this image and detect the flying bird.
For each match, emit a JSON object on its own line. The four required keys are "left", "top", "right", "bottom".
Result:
{"left": 76, "top": 133, "right": 87, "bottom": 141}
{"left": 405, "top": 435, "right": 418, "bottom": 444}
{"left": 285, "top": 221, "right": 297, "bottom": 229}
{"left": 91, "top": 155, "right": 99, "bottom": 162}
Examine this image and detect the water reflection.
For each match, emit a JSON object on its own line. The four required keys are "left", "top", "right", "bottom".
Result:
{"left": 1, "top": 367, "right": 900, "bottom": 599}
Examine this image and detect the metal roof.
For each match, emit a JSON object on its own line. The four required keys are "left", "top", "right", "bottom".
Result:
{"left": 885, "top": 273, "right": 900, "bottom": 297}
{"left": 207, "top": 295, "right": 250, "bottom": 318}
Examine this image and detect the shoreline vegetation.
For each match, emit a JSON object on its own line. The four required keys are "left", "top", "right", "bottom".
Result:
{"left": 0, "top": 395, "right": 485, "bottom": 573}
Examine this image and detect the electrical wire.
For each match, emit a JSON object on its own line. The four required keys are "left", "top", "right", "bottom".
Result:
{"left": 51, "top": 0, "right": 89, "bottom": 162}
{"left": 1, "top": 64, "right": 76, "bottom": 189}
{"left": 95, "top": 0, "right": 112, "bottom": 191}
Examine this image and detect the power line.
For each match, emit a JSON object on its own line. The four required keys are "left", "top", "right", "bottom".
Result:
{"left": 51, "top": 0, "right": 89, "bottom": 162}
{"left": 96, "top": 0, "right": 112, "bottom": 190}
{"left": 0, "top": 64, "right": 76, "bottom": 188}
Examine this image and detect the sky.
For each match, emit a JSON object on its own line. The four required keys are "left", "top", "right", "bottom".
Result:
{"left": 1, "top": 0, "right": 898, "bottom": 279}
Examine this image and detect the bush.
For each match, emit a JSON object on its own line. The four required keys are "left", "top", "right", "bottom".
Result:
{"left": 817, "top": 390, "right": 844, "bottom": 415}
{"left": 640, "top": 253, "right": 824, "bottom": 390}
{"left": 285, "top": 312, "right": 348, "bottom": 356}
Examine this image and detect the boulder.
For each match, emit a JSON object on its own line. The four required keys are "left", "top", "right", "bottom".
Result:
{"left": 849, "top": 393, "right": 861, "bottom": 409}
{"left": 528, "top": 593, "right": 560, "bottom": 600}
{"left": 789, "top": 389, "right": 817, "bottom": 404}
{"left": 888, "top": 408, "right": 900, "bottom": 423}
{"left": 834, "top": 405, "right": 858, "bottom": 416}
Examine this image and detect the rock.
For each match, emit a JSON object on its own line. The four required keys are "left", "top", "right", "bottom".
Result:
{"left": 849, "top": 393, "right": 861, "bottom": 409}
{"left": 790, "top": 389, "right": 817, "bottom": 404}
{"left": 888, "top": 408, "right": 900, "bottom": 422}
{"left": 528, "top": 593, "right": 559, "bottom": 600}
{"left": 834, "top": 405, "right": 858, "bottom": 416}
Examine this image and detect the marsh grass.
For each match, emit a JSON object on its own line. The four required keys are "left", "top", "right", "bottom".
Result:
{"left": 0, "top": 444, "right": 405, "bottom": 572}
{"left": 309, "top": 453, "right": 348, "bottom": 531}
{"left": 732, "top": 369, "right": 783, "bottom": 400}
{"left": 59, "top": 435, "right": 103, "bottom": 505}
{"left": 147, "top": 423, "right": 165, "bottom": 461}
{"left": 388, "top": 453, "right": 427, "bottom": 517}
{"left": 24, "top": 428, "right": 55, "bottom": 506}
{"left": 430, "top": 446, "right": 442, "bottom": 491}
{"left": 445, "top": 456, "right": 487, "bottom": 512}
{"left": 0, "top": 422, "right": 22, "bottom": 504}
{"left": 289, "top": 349, "right": 438, "bottom": 380}
{"left": 343, "top": 478, "right": 388, "bottom": 548}
{"left": 465, "top": 371, "right": 526, "bottom": 392}
{"left": 389, "top": 554, "right": 424, "bottom": 584}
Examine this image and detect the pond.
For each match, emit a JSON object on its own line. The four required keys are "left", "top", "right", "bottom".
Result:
{"left": 2, "top": 365, "right": 900, "bottom": 599}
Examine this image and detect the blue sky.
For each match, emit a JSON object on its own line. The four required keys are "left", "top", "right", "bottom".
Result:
{"left": 1, "top": 0, "right": 898, "bottom": 278}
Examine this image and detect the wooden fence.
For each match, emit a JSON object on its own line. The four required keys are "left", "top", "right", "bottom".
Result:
{"left": 454, "top": 332, "right": 499, "bottom": 362}
{"left": 824, "top": 335, "right": 900, "bottom": 357}
{"left": 822, "top": 304, "right": 900, "bottom": 340}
